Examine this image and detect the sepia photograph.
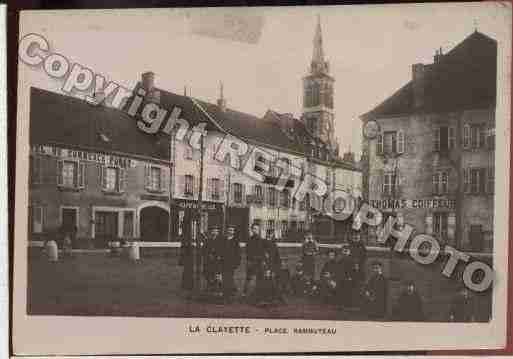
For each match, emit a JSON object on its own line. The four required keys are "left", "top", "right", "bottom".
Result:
{"left": 12, "top": 2, "right": 511, "bottom": 355}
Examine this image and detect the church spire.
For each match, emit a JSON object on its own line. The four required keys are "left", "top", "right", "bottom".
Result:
{"left": 310, "top": 15, "right": 329, "bottom": 75}
{"left": 312, "top": 14, "right": 325, "bottom": 64}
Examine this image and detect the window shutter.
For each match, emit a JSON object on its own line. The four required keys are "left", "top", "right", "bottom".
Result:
{"left": 193, "top": 176, "right": 199, "bottom": 197}
{"left": 144, "top": 164, "right": 150, "bottom": 189}
{"left": 425, "top": 214, "right": 433, "bottom": 234}
{"left": 78, "top": 162, "right": 86, "bottom": 188}
{"left": 219, "top": 179, "right": 225, "bottom": 202}
{"left": 463, "top": 168, "right": 470, "bottom": 193}
{"left": 397, "top": 130, "right": 405, "bottom": 154}
{"left": 57, "top": 160, "right": 63, "bottom": 186}
{"left": 161, "top": 168, "right": 169, "bottom": 192}
{"left": 448, "top": 127, "right": 456, "bottom": 149}
{"left": 487, "top": 167, "right": 495, "bottom": 194}
{"left": 479, "top": 127, "right": 486, "bottom": 149}
{"left": 432, "top": 173, "right": 439, "bottom": 194}
{"left": 463, "top": 124, "right": 470, "bottom": 149}
{"left": 179, "top": 175, "right": 186, "bottom": 196}
{"left": 479, "top": 168, "right": 486, "bottom": 194}
{"left": 447, "top": 213, "right": 456, "bottom": 240}
{"left": 241, "top": 183, "right": 246, "bottom": 204}
{"left": 434, "top": 127, "right": 440, "bottom": 151}
{"left": 376, "top": 134, "right": 383, "bottom": 155}
{"left": 206, "top": 178, "right": 212, "bottom": 199}
{"left": 118, "top": 168, "right": 126, "bottom": 192}
{"left": 101, "top": 165, "right": 107, "bottom": 189}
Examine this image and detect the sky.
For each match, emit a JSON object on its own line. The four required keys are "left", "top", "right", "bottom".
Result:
{"left": 19, "top": 3, "right": 511, "bottom": 159}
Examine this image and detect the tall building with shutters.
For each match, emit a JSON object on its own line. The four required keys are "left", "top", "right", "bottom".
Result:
{"left": 361, "top": 30, "right": 496, "bottom": 252}
{"left": 28, "top": 19, "right": 362, "bottom": 247}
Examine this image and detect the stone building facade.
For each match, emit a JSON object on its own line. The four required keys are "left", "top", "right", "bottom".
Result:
{"left": 28, "top": 19, "right": 362, "bottom": 247}
{"left": 361, "top": 31, "right": 496, "bottom": 252}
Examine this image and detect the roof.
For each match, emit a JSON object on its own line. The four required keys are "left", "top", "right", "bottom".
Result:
{"left": 30, "top": 87, "right": 360, "bottom": 171}
{"left": 362, "top": 31, "right": 497, "bottom": 120}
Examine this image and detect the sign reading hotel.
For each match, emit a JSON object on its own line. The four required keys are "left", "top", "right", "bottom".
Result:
{"left": 369, "top": 198, "right": 456, "bottom": 210}
{"left": 31, "top": 144, "right": 137, "bottom": 168}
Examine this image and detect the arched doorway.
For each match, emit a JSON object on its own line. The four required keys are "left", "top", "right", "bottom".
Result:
{"left": 140, "top": 206, "right": 169, "bottom": 242}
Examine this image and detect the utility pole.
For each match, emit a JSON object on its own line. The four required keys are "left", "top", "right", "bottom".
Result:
{"left": 196, "top": 131, "right": 205, "bottom": 292}
{"left": 168, "top": 129, "right": 175, "bottom": 242}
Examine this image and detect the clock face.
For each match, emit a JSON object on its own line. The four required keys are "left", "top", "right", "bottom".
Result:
{"left": 363, "top": 120, "right": 380, "bottom": 139}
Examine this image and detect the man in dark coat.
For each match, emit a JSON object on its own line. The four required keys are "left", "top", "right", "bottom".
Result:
{"left": 203, "top": 226, "right": 222, "bottom": 290}
{"left": 392, "top": 280, "right": 425, "bottom": 321}
{"left": 221, "top": 225, "right": 241, "bottom": 298}
{"left": 449, "top": 287, "right": 476, "bottom": 322}
{"left": 348, "top": 231, "right": 367, "bottom": 280}
{"left": 277, "top": 259, "right": 291, "bottom": 294}
{"left": 321, "top": 249, "right": 339, "bottom": 279}
{"left": 244, "top": 223, "right": 266, "bottom": 296}
{"left": 301, "top": 231, "right": 319, "bottom": 278}
{"left": 317, "top": 270, "right": 338, "bottom": 305}
{"left": 263, "top": 230, "right": 281, "bottom": 274}
{"left": 363, "top": 261, "right": 389, "bottom": 319}
{"left": 253, "top": 268, "right": 285, "bottom": 307}
{"left": 335, "top": 246, "right": 354, "bottom": 307}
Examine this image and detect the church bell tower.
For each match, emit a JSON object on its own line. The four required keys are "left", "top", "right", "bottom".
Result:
{"left": 302, "top": 15, "right": 336, "bottom": 151}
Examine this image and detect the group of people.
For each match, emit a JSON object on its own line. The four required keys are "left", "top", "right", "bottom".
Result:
{"left": 179, "top": 223, "right": 481, "bottom": 321}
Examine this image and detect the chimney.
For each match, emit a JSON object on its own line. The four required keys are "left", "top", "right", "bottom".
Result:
{"left": 217, "top": 81, "right": 227, "bottom": 112}
{"left": 141, "top": 71, "right": 155, "bottom": 92}
{"left": 434, "top": 47, "right": 444, "bottom": 64}
{"left": 412, "top": 63, "right": 425, "bottom": 109}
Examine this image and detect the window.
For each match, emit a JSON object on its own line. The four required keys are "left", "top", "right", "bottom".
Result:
{"left": 101, "top": 166, "right": 125, "bottom": 193}
{"left": 280, "top": 189, "right": 290, "bottom": 208}
{"left": 105, "top": 167, "right": 117, "bottom": 191}
{"left": 31, "top": 206, "right": 44, "bottom": 233}
{"left": 58, "top": 160, "right": 85, "bottom": 189}
{"left": 144, "top": 165, "right": 163, "bottom": 192}
{"left": 267, "top": 219, "right": 275, "bottom": 235}
{"left": 464, "top": 124, "right": 486, "bottom": 149}
{"left": 377, "top": 134, "right": 383, "bottom": 154}
{"left": 184, "top": 146, "right": 194, "bottom": 160}
{"left": 184, "top": 175, "right": 194, "bottom": 196}
{"left": 268, "top": 187, "right": 277, "bottom": 207}
{"left": 397, "top": 130, "right": 405, "bottom": 154}
{"left": 211, "top": 178, "right": 220, "bottom": 200}
{"left": 290, "top": 220, "right": 297, "bottom": 231}
{"left": 471, "top": 125, "right": 486, "bottom": 149}
{"left": 233, "top": 183, "right": 243, "bottom": 203}
{"left": 123, "top": 211, "right": 134, "bottom": 237}
{"left": 382, "top": 173, "right": 398, "bottom": 196}
{"left": 433, "top": 171, "right": 449, "bottom": 194}
{"left": 281, "top": 220, "right": 288, "bottom": 237}
{"left": 298, "top": 221, "right": 305, "bottom": 232}
{"left": 433, "top": 212, "right": 448, "bottom": 239}
{"left": 468, "top": 168, "right": 486, "bottom": 194}
{"left": 30, "top": 156, "right": 43, "bottom": 184}
{"left": 254, "top": 185, "right": 263, "bottom": 203}
{"left": 434, "top": 126, "right": 455, "bottom": 151}
{"left": 62, "top": 161, "right": 76, "bottom": 187}
{"left": 487, "top": 167, "right": 495, "bottom": 194}
{"left": 383, "top": 131, "right": 397, "bottom": 154}
{"left": 487, "top": 128, "right": 495, "bottom": 150}
{"left": 149, "top": 167, "right": 162, "bottom": 191}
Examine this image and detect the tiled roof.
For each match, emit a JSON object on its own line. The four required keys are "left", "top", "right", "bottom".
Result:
{"left": 30, "top": 86, "right": 360, "bottom": 171}
{"left": 362, "top": 31, "right": 497, "bottom": 119}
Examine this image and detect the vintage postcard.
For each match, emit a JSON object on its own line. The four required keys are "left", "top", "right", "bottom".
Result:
{"left": 12, "top": 2, "right": 512, "bottom": 355}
